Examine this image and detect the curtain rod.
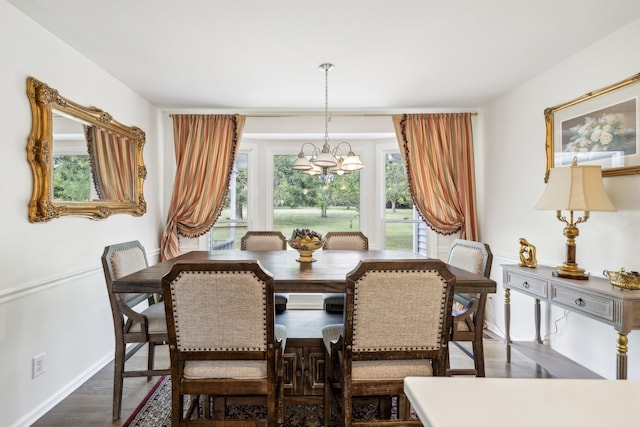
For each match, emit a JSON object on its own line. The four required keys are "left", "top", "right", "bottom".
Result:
{"left": 170, "top": 111, "right": 478, "bottom": 118}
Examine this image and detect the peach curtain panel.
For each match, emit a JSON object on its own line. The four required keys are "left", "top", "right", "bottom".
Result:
{"left": 86, "top": 125, "right": 136, "bottom": 202}
{"left": 160, "top": 114, "right": 245, "bottom": 260}
{"left": 392, "top": 113, "right": 478, "bottom": 240}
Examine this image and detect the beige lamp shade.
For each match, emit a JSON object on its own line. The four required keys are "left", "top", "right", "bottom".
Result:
{"left": 535, "top": 163, "right": 616, "bottom": 212}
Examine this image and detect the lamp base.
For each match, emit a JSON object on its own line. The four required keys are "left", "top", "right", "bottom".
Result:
{"left": 552, "top": 267, "right": 590, "bottom": 280}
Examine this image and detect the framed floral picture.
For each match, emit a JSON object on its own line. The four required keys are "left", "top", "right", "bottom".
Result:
{"left": 544, "top": 72, "right": 640, "bottom": 181}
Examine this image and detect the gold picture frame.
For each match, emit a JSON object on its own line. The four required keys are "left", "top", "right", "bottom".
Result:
{"left": 544, "top": 72, "right": 640, "bottom": 182}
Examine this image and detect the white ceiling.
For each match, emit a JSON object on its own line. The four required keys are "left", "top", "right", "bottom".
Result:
{"left": 9, "top": 0, "right": 640, "bottom": 114}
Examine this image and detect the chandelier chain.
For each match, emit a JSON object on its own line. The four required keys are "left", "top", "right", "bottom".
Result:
{"left": 324, "top": 64, "right": 329, "bottom": 144}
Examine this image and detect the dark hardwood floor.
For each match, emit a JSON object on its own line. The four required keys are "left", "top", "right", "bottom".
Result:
{"left": 31, "top": 314, "right": 555, "bottom": 427}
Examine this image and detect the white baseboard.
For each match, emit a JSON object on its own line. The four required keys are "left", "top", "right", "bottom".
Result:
{"left": 13, "top": 352, "right": 113, "bottom": 427}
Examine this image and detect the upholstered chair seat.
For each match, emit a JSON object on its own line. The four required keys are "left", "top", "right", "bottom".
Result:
{"left": 322, "top": 325, "right": 433, "bottom": 380}
{"left": 184, "top": 325, "right": 287, "bottom": 380}
{"left": 126, "top": 302, "right": 167, "bottom": 334}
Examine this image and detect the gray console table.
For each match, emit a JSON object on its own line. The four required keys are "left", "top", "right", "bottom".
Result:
{"left": 503, "top": 264, "right": 640, "bottom": 379}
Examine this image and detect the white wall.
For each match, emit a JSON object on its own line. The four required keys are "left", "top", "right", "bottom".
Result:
{"left": 0, "top": 2, "right": 163, "bottom": 426}
{"left": 481, "top": 18, "right": 640, "bottom": 379}
{"left": 4, "top": 1, "right": 640, "bottom": 425}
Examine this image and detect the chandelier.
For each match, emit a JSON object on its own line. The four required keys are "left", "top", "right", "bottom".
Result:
{"left": 291, "top": 63, "right": 364, "bottom": 176}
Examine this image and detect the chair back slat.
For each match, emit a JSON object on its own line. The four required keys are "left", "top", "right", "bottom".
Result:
{"left": 447, "top": 239, "right": 493, "bottom": 278}
{"left": 241, "top": 231, "right": 287, "bottom": 251}
{"left": 352, "top": 269, "right": 449, "bottom": 352}
{"left": 102, "top": 240, "right": 152, "bottom": 306}
{"left": 162, "top": 260, "right": 276, "bottom": 357}
{"left": 344, "top": 259, "right": 455, "bottom": 358}
{"left": 108, "top": 244, "right": 149, "bottom": 303}
{"left": 323, "top": 231, "right": 369, "bottom": 250}
{"left": 167, "top": 269, "right": 268, "bottom": 351}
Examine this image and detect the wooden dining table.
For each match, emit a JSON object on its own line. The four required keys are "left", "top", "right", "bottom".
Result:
{"left": 112, "top": 249, "right": 497, "bottom": 296}
{"left": 113, "top": 249, "right": 497, "bottom": 398}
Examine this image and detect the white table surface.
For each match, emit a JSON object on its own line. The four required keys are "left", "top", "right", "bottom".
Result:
{"left": 404, "top": 376, "right": 640, "bottom": 427}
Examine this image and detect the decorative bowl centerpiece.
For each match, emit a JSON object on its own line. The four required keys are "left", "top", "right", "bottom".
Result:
{"left": 288, "top": 229, "right": 325, "bottom": 263}
{"left": 603, "top": 269, "right": 640, "bottom": 291}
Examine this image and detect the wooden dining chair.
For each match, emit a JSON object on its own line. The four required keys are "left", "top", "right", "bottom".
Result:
{"left": 241, "top": 231, "right": 289, "bottom": 313}
{"left": 322, "top": 259, "right": 455, "bottom": 426}
{"left": 321, "top": 231, "right": 369, "bottom": 313}
{"left": 162, "top": 260, "right": 287, "bottom": 426}
{"left": 447, "top": 238, "right": 493, "bottom": 377}
{"left": 101, "top": 240, "right": 170, "bottom": 421}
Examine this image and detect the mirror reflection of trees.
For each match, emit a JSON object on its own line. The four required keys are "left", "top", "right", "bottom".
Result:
{"left": 53, "top": 155, "right": 91, "bottom": 201}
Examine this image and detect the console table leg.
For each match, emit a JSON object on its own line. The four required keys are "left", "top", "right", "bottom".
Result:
{"left": 534, "top": 299, "right": 543, "bottom": 344}
{"left": 616, "top": 332, "right": 628, "bottom": 380}
{"left": 505, "top": 288, "right": 511, "bottom": 363}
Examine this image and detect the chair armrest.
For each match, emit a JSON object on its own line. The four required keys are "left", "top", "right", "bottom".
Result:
{"left": 119, "top": 301, "right": 150, "bottom": 338}
{"left": 452, "top": 297, "right": 479, "bottom": 332}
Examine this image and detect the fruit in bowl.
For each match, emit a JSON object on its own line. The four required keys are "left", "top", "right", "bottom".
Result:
{"left": 288, "top": 229, "right": 325, "bottom": 262}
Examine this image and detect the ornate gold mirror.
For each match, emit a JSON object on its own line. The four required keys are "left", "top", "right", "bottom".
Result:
{"left": 27, "top": 77, "right": 146, "bottom": 222}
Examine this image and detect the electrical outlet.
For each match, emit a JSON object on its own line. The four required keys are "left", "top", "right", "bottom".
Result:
{"left": 32, "top": 353, "right": 45, "bottom": 378}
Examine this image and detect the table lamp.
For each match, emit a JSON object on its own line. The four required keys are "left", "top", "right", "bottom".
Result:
{"left": 535, "top": 157, "right": 616, "bottom": 279}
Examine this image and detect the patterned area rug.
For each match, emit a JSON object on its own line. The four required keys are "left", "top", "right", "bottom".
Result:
{"left": 122, "top": 376, "right": 385, "bottom": 427}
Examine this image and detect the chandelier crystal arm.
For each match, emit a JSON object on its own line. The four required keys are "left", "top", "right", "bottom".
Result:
{"left": 292, "top": 142, "right": 321, "bottom": 170}
{"left": 330, "top": 141, "right": 353, "bottom": 157}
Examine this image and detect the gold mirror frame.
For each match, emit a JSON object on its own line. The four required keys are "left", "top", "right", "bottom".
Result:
{"left": 27, "top": 77, "right": 147, "bottom": 222}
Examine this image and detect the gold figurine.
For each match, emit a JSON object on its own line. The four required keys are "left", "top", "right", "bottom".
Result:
{"left": 518, "top": 238, "right": 537, "bottom": 268}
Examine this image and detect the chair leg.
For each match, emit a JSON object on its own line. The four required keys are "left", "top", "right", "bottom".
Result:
{"left": 278, "top": 364, "right": 285, "bottom": 426}
{"left": 379, "top": 397, "right": 392, "bottom": 419}
{"left": 324, "top": 349, "right": 332, "bottom": 426}
{"left": 171, "top": 378, "right": 182, "bottom": 427}
{"left": 267, "top": 387, "right": 276, "bottom": 427}
{"left": 147, "top": 343, "right": 155, "bottom": 381}
{"left": 398, "top": 394, "right": 411, "bottom": 420}
{"left": 112, "top": 343, "right": 125, "bottom": 421}
{"left": 213, "top": 396, "right": 225, "bottom": 420}
{"left": 473, "top": 338, "right": 486, "bottom": 377}
{"left": 343, "top": 388, "right": 353, "bottom": 427}
{"left": 446, "top": 342, "right": 452, "bottom": 376}
{"left": 201, "top": 395, "right": 210, "bottom": 419}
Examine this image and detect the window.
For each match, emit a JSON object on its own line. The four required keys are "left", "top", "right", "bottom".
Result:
{"left": 384, "top": 152, "right": 421, "bottom": 251}
{"left": 202, "top": 137, "right": 434, "bottom": 255}
{"left": 272, "top": 154, "right": 360, "bottom": 238}
{"left": 209, "top": 153, "right": 248, "bottom": 250}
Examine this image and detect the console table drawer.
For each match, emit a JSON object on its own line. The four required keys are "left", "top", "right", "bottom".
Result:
{"left": 506, "top": 271, "right": 547, "bottom": 298}
{"left": 551, "top": 285, "right": 614, "bottom": 322}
